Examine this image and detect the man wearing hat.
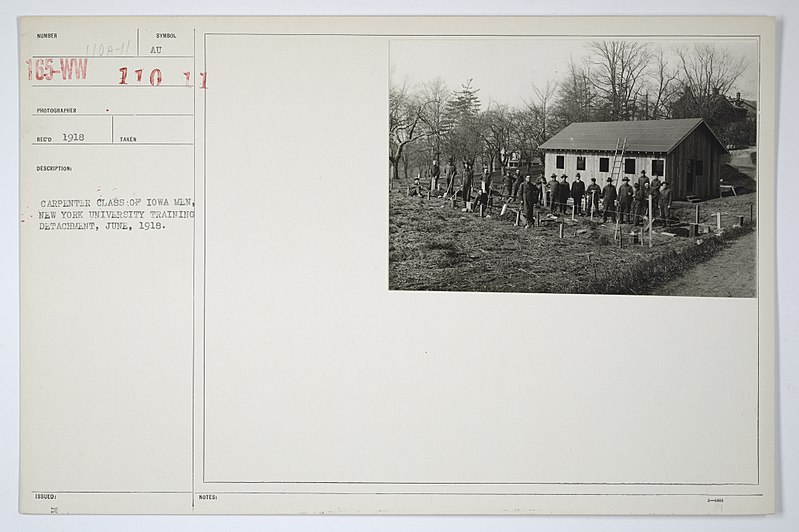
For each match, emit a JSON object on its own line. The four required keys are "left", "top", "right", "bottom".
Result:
{"left": 536, "top": 175, "right": 548, "bottom": 206}
{"left": 463, "top": 161, "right": 476, "bottom": 203}
{"left": 444, "top": 158, "right": 457, "bottom": 197}
{"left": 658, "top": 181, "right": 672, "bottom": 225}
{"left": 571, "top": 172, "right": 586, "bottom": 215}
{"left": 520, "top": 174, "right": 540, "bottom": 228}
{"left": 548, "top": 173, "right": 559, "bottom": 211}
{"left": 481, "top": 165, "right": 492, "bottom": 193}
{"left": 617, "top": 176, "right": 634, "bottom": 223}
{"left": 431, "top": 159, "right": 441, "bottom": 192}
{"left": 505, "top": 170, "right": 514, "bottom": 201}
{"left": 649, "top": 174, "right": 662, "bottom": 222}
{"left": 512, "top": 169, "right": 525, "bottom": 201}
{"left": 558, "top": 174, "right": 570, "bottom": 214}
{"left": 637, "top": 169, "right": 650, "bottom": 191}
{"left": 586, "top": 177, "right": 601, "bottom": 216}
{"left": 633, "top": 181, "right": 647, "bottom": 226}
{"left": 602, "top": 177, "right": 617, "bottom": 223}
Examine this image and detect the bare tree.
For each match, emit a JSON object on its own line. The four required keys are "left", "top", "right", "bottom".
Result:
{"left": 511, "top": 107, "right": 542, "bottom": 173}
{"left": 554, "top": 56, "right": 597, "bottom": 125}
{"left": 526, "top": 80, "right": 559, "bottom": 141}
{"left": 673, "top": 42, "right": 748, "bottom": 127}
{"left": 418, "top": 78, "right": 452, "bottom": 163}
{"left": 587, "top": 40, "right": 653, "bottom": 120}
{"left": 480, "top": 103, "right": 514, "bottom": 175}
{"left": 644, "top": 49, "right": 679, "bottom": 119}
{"left": 388, "top": 80, "right": 428, "bottom": 185}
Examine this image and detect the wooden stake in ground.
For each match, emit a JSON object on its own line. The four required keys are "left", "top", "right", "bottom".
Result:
{"left": 648, "top": 194, "right": 653, "bottom": 248}
{"left": 515, "top": 210, "right": 521, "bottom": 227}
{"left": 427, "top": 190, "right": 431, "bottom": 200}
{"left": 590, "top": 191, "right": 595, "bottom": 221}
{"left": 640, "top": 226, "right": 644, "bottom": 247}
{"left": 559, "top": 222, "right": 564, "bottom": 239}
{"left": 479, "top": 205, "right": 484, "bottom": 218}
{"left": 716, "top": 212, "right": 722, "bottom": 231}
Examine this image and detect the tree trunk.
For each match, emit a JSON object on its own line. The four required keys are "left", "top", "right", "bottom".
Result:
{"left": 390, "top": 158, "right": 400, "bottom": 188}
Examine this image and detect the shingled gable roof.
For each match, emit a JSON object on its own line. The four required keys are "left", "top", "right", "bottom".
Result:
{"left": 539, "top": 118, "right": 728, "bottom": 154}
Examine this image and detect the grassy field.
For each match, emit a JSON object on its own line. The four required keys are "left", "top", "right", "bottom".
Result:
{"left": 388, "top": 186, "right": 757, "bottom": 295}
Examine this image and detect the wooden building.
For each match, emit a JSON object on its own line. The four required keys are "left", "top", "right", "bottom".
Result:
{"left": 539, "top": 118, "right": 728, "bottom": 200}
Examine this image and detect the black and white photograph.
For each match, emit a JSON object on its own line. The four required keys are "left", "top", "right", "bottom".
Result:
{"left": 388, "top": 37, "right": 759, "bottom": 296}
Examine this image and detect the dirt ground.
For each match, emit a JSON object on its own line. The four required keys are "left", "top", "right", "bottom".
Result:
{"left": 651, "top": 230, "right": 757, "bottom": 297}
{"left": 388, "top": 187, "right": 758, "bottom": 295}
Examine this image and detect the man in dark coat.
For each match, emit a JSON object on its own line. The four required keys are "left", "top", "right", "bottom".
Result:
{"left": 558, "top": 174, "right": 570, "bottom": 214}
{"left": 586, "top": 177, "right": 601, "bottom": 216}
{"left": 649, "top": 175, "right": 661, "bottom": 222}
{"left": 633, "top": 182, "right": 647, "bottom": 226}
{"left": 637, "top": 169, "right": 650, "bottom": 191}
{"left": 548, "top": 173, "right": 559, "bottom": 211}
{"left": 444, "top": 159, "right": 457, "bottom": 197}
{"left": 537, "top": 175, "right": 547, "bottom": 206}
{"left": 520, "top": 175, "right": 540, "bottom": 228}
{"left": 617, "top": 176, "right": 634, "bottom": 223}
{"left": 462, "top": 161, "right": 474, "bottom": 202}
{"left": 431, "top": 159, "right": 441, "bottom": 192}
{"left": 658, "top": 181, "right": 673, "bottom": 225}
{"left": 511, "top": 169, "right": 524, "bottom": 201}
{"left": 504, "top": 170, "right": 515, "bottom": 199}
{"left": 602, "top": 177, "right": 617, "bottom": 223}
{"left": 571, "top": 172, "right": 586, "bottom": 215}
{"left": 481, "top": 166, "right": 492, "bottom": 193}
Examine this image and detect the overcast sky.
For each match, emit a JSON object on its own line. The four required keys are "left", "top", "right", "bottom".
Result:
{"left": 390, "top": 37, "right": 759, "bottom": 109}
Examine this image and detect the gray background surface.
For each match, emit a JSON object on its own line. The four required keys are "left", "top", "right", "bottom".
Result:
{"left": 1, "top": 1, "right": 795, "bottom": 530}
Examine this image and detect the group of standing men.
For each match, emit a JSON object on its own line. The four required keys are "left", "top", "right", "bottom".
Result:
{"left": 600, "top": 170, "right": 673, "bottom": 226}
{"left": 426, "top": 159, "right": 674, "bottom": 229}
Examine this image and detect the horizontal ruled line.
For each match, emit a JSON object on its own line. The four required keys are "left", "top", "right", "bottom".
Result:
{"left": 32, "top": 142, "right": 193, "bottom": 146}
{"left": 32, "top": 113, "right": 194, "bottom": 117}
{"left": 194, "top": 491, "right": 764, "bottom": 497}
{"left": 201, "top": 480, "right": 761, "bottom": 486}
{"left": 31, "top": 490, "right": 192, "bottom": 494}
{"left": 30, "top": 55, "right": 193, "bottom": 59}
{"left": 32, "top": 84, "right": 193, "bottom": 88}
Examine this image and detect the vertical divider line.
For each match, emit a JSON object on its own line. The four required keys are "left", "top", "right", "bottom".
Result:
{"left": 191, "top": 26, "right": 196, "bottom": 510}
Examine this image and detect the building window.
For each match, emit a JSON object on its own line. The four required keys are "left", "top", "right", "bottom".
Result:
{"left": 556, "top": 155, "right": 565, "bottom": 169}
{"left": 695, "top": 160, "right": 704, "bottom": 175}
{"left": 651, "top": 159, "right": 665, "bottom": 177}
{"left": 624, "top": 158, "right": 636, "bottom": 174}
{"left": 576, "top": 156, "right": 586, "bottom": 171}
{"left": 599, "top": 157, "right": 609, "bottom": 172}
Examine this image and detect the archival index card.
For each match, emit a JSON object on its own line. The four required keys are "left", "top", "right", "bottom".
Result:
{"left": 19, "top": 16, "right": 776, "bottom": 515}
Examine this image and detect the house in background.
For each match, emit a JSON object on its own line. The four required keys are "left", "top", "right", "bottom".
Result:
{"left": 730, "top": 91, "right": 757, "bottom": 122}
{"left": 503, "top": 151, "right": 543, "bottom": 175}
{"left": 671, "top": 88, "right": 758, "bottom": 147}
{"left": 538, "top": 118, "right": 728, "bottom": 200}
